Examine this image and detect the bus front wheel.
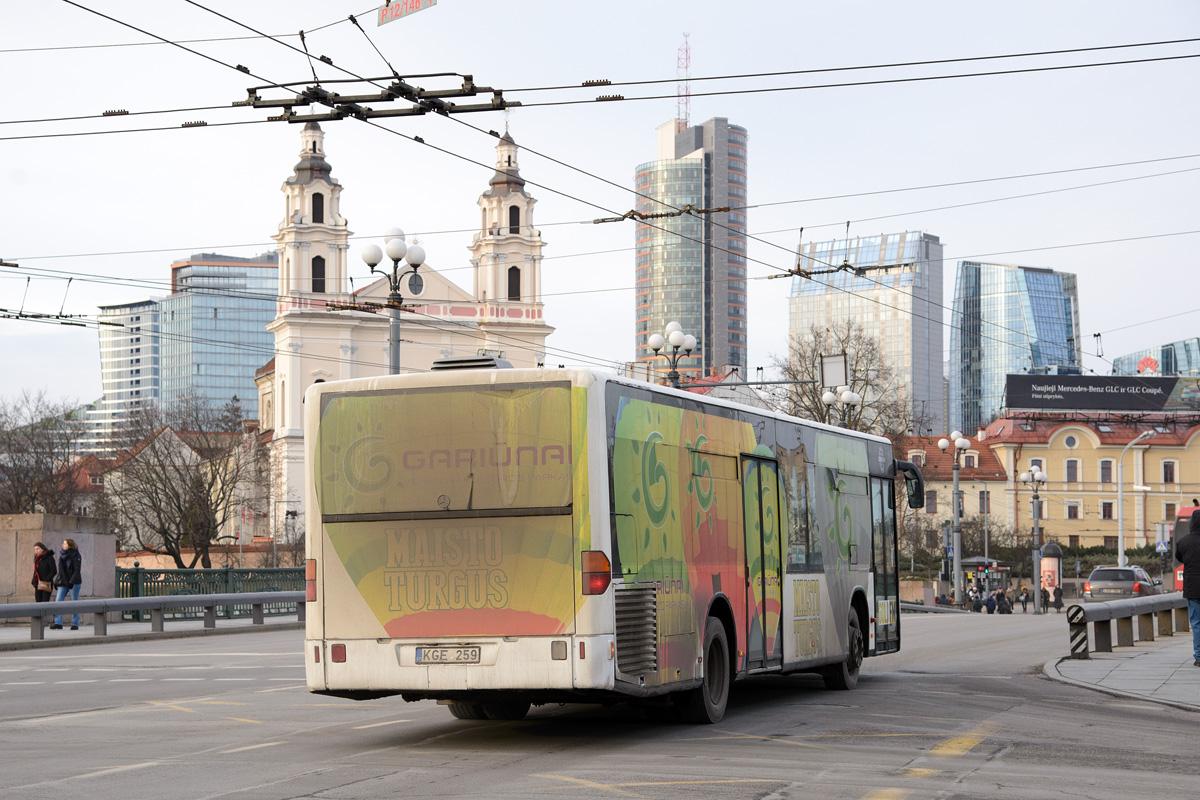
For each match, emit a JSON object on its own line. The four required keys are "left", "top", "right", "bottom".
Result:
{"left": 482, "top": 700, "right": 531, "bottom": 721}
{"left": 446, "top": 702, "right": 487, "bottom": 720}
{"left": 681, "top": 617, "right": 730, "bottom": 724}
{"left": 822, "top": 610, "right": 863, "bottom": 690}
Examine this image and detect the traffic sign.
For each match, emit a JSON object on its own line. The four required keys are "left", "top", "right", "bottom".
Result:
{"left": 1156, "top": 541, "right": 1171, "bottom": 553}
{"left": 378, "top": 0, "right": 437, "bottom": 27}
{"left": 946, "top": 546, "right": 954, "bottom": 558}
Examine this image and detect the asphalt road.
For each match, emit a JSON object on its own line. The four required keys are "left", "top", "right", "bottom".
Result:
{"left": 1, "top": 612, "right": 1195, "bottom": 800}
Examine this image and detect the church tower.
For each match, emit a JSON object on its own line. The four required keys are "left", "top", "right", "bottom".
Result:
{"left": 469, "top": 133, "right": 543, "bottom": 310}
{"left": 274, "top": 122, "right": 351, "bottom": 300}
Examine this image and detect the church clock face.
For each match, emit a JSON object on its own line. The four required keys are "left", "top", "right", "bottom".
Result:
{"left": 406, "top": 272, "right": 424, "bottom": 297}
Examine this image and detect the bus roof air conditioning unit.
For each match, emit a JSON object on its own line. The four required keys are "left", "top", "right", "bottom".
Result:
{"left": 430, "top": 355, "right": 515, "bottom": 371}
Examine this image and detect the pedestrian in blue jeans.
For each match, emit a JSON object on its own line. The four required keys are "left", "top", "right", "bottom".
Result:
{"left": 1175, "top": 510, "right": 1200, "bottom": 667}
{"left": 51, "top": 539, "right": 83, "bottom": 631}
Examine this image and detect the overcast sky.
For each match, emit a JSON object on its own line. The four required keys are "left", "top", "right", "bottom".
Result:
{"left": 3, "top": 1, "right": 1198, "bottom": 407}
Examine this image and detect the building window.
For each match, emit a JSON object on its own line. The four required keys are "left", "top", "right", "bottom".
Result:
{"left": 1163, "top": 461, "right": 1176, "bottom": 484}
{"left": 964, "top": 454, "right": 976, "bottom": 468}
{"left": 90, "top": 475, "right": 104, "bottom": 486}
{"left": 1064, "top": 435, "right": 1077, "bottom": 448}
{"left": 1100, "top": 460, "right": 1113, "bottom": 483}
{"left": 508, "top": 205, "right": 520, "bottom": 234}
{"left": 1165, "top": 502, "right": 1177, "bottom": 522}
{"left": 1030, "top": 458, "right": 1043, "bottom": 472}
{"left": 507, "top": 266, "right": 521, "bottom": 301}
{"left": 312, "top": 192, "right": 324, "bottom": 224}
{"left": 1101, "top": 501, "right": 1114, "bottom": 520}
{"left": 979, "top": 490, "right": 990, "bottom": 514}
{"left": 908, "top": 451, "right": 924, "bottom": 467}
{"left": 1103, "top": 536, "right": 1118, "bottom": 549}
{"left": 925, "top": 491, "right": 937, "bottom": 513}
{"left": 312, "top": 256, "right": 326, "bottom": 293}
{"left": 1066, "top": 459, "right": 1078, "bottom": 483}
{"left": 1069, "top": 535, "right": 1080, "bottom": 547}
{"left": 1066, "top": 503, "right": 1080, "bottom": 520}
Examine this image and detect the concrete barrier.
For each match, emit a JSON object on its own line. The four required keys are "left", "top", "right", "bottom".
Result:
{"left": 0, "top": 592, "right": 305, "bottom": 641}
{"left": 1065, "top": 593, "right": 1189, "bottom": 659}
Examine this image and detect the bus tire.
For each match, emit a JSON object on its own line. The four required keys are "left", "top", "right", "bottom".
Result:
{"left": 481, "top": 700, "right": 531, "bottom": 721}
{"left": 681, "top": 617, "right": 730, "bottom": 724}
{"left": 446, "top": 702, "right": 487, "bottom": 720}
{"left": 822, "top": 609, "right": 863, "bottom": 691}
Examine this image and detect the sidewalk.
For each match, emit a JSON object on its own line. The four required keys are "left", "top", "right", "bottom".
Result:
{"left": 1046, "top": 636, "right": 1200, "bottom": 712}
{"left": 0, "top": 615, "right": 303, "bottom": 652}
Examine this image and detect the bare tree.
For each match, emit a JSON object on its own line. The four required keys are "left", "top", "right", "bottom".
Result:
{"left": 104, "top": 396, "right": 260, "bottom": 568}
{"left": 770, "top": 321, "right": 933, "bottom": 437}
{"left": 0, "top": 391, "right": 87, "bottom": 515}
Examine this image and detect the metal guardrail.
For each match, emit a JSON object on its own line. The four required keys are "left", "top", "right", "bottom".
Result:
{"left": 1066, "top": 592, "right": 1190, "bottom": 659}
{"left": 116, "top": 566, "right": 304, "bottom": 621}
{"left": 900, "top": 601, "right": 969, "bottom": 614}
{"left": 0, "top": 591, "right": 306, "bottom": 642}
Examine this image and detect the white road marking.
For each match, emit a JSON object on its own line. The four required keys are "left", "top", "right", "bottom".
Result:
{"left": 353, "top": 719, "right": 411, "bottom": 729}
{"left": 256, "top": 684, "right": 303, "bottom": 693}
{"left": 163, "top": 678, "right": 204, "bottom": 682}
{"left": 55, "top": 680, "right": 98, "bottom": 684}
{"left": 109, "top": 679, "right": 151, "bottom": 682}
{"left": 220, "top": 742, "right": 283, "bottom": 754}
{"left": 215, "top": 678, "right": 254, "bottom": 681}
{"left": 269, "top": 677, "right": 303, "bottom": 681}
{"left": 4, "top": 681, "right": 44, "bottom": 685}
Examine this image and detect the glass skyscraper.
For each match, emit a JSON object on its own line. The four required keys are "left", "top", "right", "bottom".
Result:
{"left": 159, "top": 252, "right": 278, "bottom": 417}
{"left": 789, "top": 231, "right": 944, "bottom": 433}
{"left": 1112, "top": 337, "right": 1200, "bottom": 376}
{"left": 78, "top": 298, "right": 162, "bottom": 454}
{"left": 949, "top": 261, "right": 1080, "bottom": 432}
{"left": 634, "top": 117, "right": 747, "bottom": 379}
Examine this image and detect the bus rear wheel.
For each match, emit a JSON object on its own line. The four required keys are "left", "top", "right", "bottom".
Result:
{"left": 822, "top": 609, "right": 863, "bottom": 690}
{"left": 446, "top": 702, "right": 487, "bottom": 720}
{"left": 680, "top": 617, "right": 730, "bottom": 724}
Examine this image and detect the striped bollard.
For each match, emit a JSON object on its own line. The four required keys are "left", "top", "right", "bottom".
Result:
{"left": 1067, "top": 604, "right": 1088, "bottom": 659}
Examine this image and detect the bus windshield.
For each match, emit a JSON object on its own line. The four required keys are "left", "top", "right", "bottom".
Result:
{"left": 316, "top": 383, "right": 572, "bottom": 517}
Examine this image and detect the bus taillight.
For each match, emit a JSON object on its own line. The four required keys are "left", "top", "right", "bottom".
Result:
{"left": 581, "top": 551, "right": 611, "bottom": 595}
{"left": 305, "top": 559, "right": 317, "bottom": 602}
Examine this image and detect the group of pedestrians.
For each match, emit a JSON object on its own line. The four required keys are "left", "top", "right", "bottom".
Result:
{"left": 29, "top": 540, "right": 85, "bottom": 630}
{"left": 969, "top": 586, "right": 1014, "bottom": 614}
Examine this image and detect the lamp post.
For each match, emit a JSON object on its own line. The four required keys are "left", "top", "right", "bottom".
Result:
{"left": 939, "top": 432, "right": 970, "bottom": 605}
{"left": 647, "top": 321, "right": 697, "bottom": 389}
{"left": 1019, "top": 468, "right": 1047, "bottom": 614}
{"left": 1117, "top": 429, "right": 1156, "bottom": 567}
{"left": 361, "top": 228, "right": 426, "bottom": 376}
{"left": 273, "top": 499, "right": 299, "bottom": 568}
{"left": 821, "top": 385, "right": 862, "bottom": 429}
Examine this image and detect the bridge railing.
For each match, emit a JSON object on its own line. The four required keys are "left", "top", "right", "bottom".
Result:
{"left": 0, "top": 592, "right": 306, "bottom": 641}
{"left": 1066, "top": 592, "right": 1190, "bottom": 659}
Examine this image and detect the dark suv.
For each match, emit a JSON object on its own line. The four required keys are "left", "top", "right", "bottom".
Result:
{"left": 1083, "top": 566, "right": 1163, "bottom": 601}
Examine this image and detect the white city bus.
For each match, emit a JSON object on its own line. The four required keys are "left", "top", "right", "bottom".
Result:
{"left": 302, "top": 361, "right": 924, "bottom": 723}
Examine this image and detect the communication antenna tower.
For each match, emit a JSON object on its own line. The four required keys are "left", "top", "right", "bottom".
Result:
{"left": 676, "top": 33, "right": 691, "bottom": 133}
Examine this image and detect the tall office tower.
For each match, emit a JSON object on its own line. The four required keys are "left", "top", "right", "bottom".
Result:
{"left": 1112, "top": 337, "right": 1200, "bottom": 376}
{"left": 159, "top": 252, "right": 278, "bottom": 417}
{"left": 949, "top": 261, "right": 1080, "bottom": 432}
{"left": 78, "top": 298, "right": 162, "bottom": 454}
{"left": 634, "top": 117, "right": 748, "bottom": 380}
{"left": 788, "top": 231, "right": 945, "bottom": 434}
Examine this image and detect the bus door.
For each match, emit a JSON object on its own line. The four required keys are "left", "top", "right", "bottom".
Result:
{"left": 871, "top": 478, "right": 899, "bottom": 653}
{"left": 741, "top": 455, "right": 783, "bottom": 669}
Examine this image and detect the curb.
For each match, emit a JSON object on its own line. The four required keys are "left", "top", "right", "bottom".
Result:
{"left": 1042, "top": 655, "right": 1200, "bottom": 714}
{"left": 0, "top": 621, "right": 304, "bottom": 652}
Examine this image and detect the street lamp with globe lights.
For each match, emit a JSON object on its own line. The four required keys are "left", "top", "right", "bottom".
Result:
{"left": 1019, "top": 467, "right": 1048, "bottom": 614}
{"left": 939, "top": 432, "right": 971, "bottom": 605}
{"left": 361, "top": 227, "right": 426, "bottom": 375}
{"left": 821, "top": 386, "right": 862, "bottom": 429}
{"left": 647, "top": 321, "right": 696, "bottom": 389}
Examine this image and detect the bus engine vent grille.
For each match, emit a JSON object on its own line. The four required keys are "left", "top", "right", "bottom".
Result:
{"left": 614, "top": 587, "right": 658, "bottom": 676}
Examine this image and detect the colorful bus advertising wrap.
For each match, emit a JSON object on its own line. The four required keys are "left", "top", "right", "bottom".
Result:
{"left": 314, "top": 384, "right": 585, "bottom": 637}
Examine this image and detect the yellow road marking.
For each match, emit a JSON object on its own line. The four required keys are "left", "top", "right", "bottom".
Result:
{"left": 531, "top": 774, "right": 640, "bottom": 797}
{"left": 706, "top": 729, "right": 825, "bottom": 749}
{"left": 930, "top": 722, "right": 997, "bottom": 757}
{"left": 145, "top": 702, "right": 194, "bottom": 713}
{"left": 226, "top": 717, "right": 264, "bottom": 724}
{"left": 196, "top": 701, "right": 248, "bottom": 706}
{"left": 615, "top": 779, "right": 784, "bottom": 787}
{"left": 861, "top": 791, "right": 910, "bottom": 800}
{"left": 900, "top": 768, "right": 939, "bottom": 778}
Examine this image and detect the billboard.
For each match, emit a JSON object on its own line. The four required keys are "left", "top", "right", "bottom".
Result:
{"left": 1006, "top": 374, "right": 1200, "bottom": 412}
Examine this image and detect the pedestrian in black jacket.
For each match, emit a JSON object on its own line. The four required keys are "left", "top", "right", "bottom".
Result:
{"left": 31, "top": 542, "right": 56, "bottom": 602}
{"left": 1175, "top": 510, "right": 1200, "bottom": 667}
{"left": 51, "top": 539, "right": 84, "bottom": 630}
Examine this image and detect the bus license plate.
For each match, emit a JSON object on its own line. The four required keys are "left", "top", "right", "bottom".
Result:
{"left": 416, "top": 646, "right": 481, "bottom": 665}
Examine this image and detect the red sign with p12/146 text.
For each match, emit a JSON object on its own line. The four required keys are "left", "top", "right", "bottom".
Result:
{"left": 377, "top": 0, "right": 437, "bottom": 27}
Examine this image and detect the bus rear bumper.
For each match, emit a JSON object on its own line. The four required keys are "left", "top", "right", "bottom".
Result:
{"left": 307, "top": 635, "right": 616, "bottom": 695}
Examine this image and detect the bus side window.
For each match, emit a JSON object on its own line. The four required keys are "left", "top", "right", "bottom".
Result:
{"left": 783, "top": 460, "right": 821, "bottom": 573}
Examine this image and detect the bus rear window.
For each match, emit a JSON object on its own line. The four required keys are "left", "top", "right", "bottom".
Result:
{"left": 317, "top": 384, "right": 572, "bottom": 516}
